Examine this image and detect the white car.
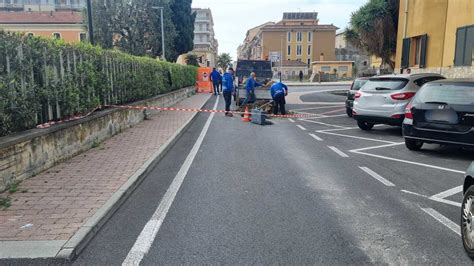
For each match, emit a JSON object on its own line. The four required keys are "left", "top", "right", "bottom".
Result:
{"left": 353, "top": 73, "right": 445, "bottom": 130}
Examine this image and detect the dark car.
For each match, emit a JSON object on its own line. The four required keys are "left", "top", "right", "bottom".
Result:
{"left": 462, "top": 162, "right": 474, "bottom": 258}
{"left": 402, "top": 79, "right": 474, "bottom": 150}
{"left": 346, "top": 77, "right": 370, "bottom": 117}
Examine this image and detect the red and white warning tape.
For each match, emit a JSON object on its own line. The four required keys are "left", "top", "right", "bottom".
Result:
{"left": 36, "top": 106, "right": 102, "bottom": 129}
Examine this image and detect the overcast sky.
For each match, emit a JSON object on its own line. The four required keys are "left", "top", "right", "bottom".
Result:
{"left": 191, "top": 0, "right": 368, "bottom": 61}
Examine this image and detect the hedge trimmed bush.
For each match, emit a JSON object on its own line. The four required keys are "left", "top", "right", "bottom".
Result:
{"left": 0, "top": 31, "right": 197, "bottom": 137}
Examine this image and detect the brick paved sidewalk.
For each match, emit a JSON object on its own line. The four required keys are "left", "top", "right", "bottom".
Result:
{"left": 0, "top": 93, "right": 210, "bottom": 243}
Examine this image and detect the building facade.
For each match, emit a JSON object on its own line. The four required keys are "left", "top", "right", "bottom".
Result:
{"left": 191, "top": 8, "right": 218, "bottom": 67}
{"left": 335, "top": 31, "right": 371, "bottom": 76}
{"left": 395, "top": 0, "right": 473, "bottom": 78}
{"left": 237, "top": 22, "right": 274, "bottom": 60}
{"left": 238, "top": 12, "right": 338, "bottom": 67}
{"left": 0, "top": 0, "right": 85, "bottom": 43}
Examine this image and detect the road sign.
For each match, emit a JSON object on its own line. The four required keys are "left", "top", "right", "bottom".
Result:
{"left": 269, "top": 51, "right": 281, "bottom": 62}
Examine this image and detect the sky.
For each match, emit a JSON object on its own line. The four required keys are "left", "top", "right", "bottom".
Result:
{"left": 191, "top": 0, "right": 368, "bottom": 61}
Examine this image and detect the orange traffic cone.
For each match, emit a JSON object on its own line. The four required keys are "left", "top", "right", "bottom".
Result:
{"left": 242, "top": 106, "right": 251, "bottom": 122}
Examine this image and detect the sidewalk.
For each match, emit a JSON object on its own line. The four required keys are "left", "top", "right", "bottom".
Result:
{"left": 0, "top": 93, "right": 211, "bottom": 259}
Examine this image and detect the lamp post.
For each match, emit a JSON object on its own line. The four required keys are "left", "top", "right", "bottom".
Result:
{"left": 86, "top": 0, "right": 94, "bottom": 44}
{"left": 152, "top": 6, "right": 165, "bottom": 61}
{"left": 280, "top": 34, "right": 283, "bottom": 82}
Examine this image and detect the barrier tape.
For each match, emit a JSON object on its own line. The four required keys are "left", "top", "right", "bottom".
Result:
{"left": 35, "top": 104, "right": 324, "bottom": 129}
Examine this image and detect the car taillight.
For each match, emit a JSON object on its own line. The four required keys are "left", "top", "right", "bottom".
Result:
{"left": 391, "top": 92, "right": 416, "bottom": 100}
{"left": 405, "top": 102, "right": 413, "bottom": 119}
{"left": 355, "top": 92, "right": 361, "bottom": 99}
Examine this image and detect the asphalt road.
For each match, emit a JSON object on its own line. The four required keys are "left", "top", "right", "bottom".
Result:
{"left": 6, "top": 85, "right": 474, "bottom": 264}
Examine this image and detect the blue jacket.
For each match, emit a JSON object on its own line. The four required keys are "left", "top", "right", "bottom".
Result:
{"left": 245, "top": 78, "right": 262, "bottom": 93}
{"left": 210, "top": 70, "right": 221, "bottom": 82}
{"left": 270, "top": 82, "right": 288, "bottom": 98}
{"left": 222, "top": 72, "right": 234, "bottom": 92}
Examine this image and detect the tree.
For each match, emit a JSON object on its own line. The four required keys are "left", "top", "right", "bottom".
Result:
{"left": 170, "top": 0, "right": 195, "bottom": 56}
{"left": 345, "top": 0, "right": 399, "bottom": 69}
{"left": 216, "top": 53, "right": 232, "bottom": 70}
{"left": 185, "top": 54, "right": 200, "bottom": 66}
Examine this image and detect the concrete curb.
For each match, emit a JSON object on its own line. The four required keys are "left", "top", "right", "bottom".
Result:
{"left": 53, "top": 94, "right": 212, "bottom": 260}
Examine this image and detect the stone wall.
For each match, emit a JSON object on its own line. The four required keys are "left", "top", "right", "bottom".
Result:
{"left": 398, "top": 66, "right": 474, "bottom": 78}
{"left": 0, "top": 87, "right": 196, "bottom": 192}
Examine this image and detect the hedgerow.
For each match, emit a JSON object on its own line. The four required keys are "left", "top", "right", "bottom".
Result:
{"left": 0, "top": 31, "right": 197, "bottom": 136}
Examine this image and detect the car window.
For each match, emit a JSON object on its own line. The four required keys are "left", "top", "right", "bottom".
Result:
{"left": 415, "top": 83, "right": 474, "bottom": 105}
{"left": 351, "top": 79, "right": 368, "bottom": 90}
{"left": 361, "top": 78, "right": 409, "bottom": 91}
{"left": 413, "top": 76, "right": 445, "bottom": 87}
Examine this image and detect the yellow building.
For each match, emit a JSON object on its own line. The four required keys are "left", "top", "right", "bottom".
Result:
{"left": 395, "top": 0, "right": 474, "bottom": 77}
{"left": 312, "top": 61, "right": 353, "bottom": 78}
{"left": 238, "top": 12, "right": 338, "bottom": 66}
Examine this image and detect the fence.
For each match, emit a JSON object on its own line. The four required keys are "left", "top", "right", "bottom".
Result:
{"left": 0, "top": 31, "right": 197, "bottom": 136}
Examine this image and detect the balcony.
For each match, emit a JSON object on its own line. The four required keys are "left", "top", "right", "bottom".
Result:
{"left": 0, "top": 2, "right": 24, "bottom": 9}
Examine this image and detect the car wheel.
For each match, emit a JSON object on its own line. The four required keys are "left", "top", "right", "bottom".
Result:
{"left": 405, "top": 139, "right": 423, "bottom": 151}
{"left": 357, "top": 120, "right": 374, "bottom": 130}
{"left": 346, "top": 108, "right": 353, "bottom": 117}
{"left": 462, "top": 186, "right": 474, "bottom": 259}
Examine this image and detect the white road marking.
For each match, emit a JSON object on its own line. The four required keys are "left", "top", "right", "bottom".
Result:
{"left": 122, "top": 97, "right": 219, "bottom": 266}
{"left": 318, "top": 108, "right": 346, "bottom": 115}
{"left": 328, "top": 146, "right": 349, "bottom": 158}
{"left": 401, "top": 189, "right": 428, "bottom": 198}
{"left": 430, "top": 186, "right": 463, "bottom": 200}
{"left": 299, "top": 119, "right": 350, "bottom": 129}
{"left": 302, "top": 114, "right": 347, "bottom": 120}
{"left": 317, "top": 131, "right": 397, "bottom": 144}
{"left": 309, "top": 133, "right": 323, "bottom": 141}
{"left": 349, "top": 142, "right": 405, "bottom": 152}
{"left": 429, "top": 197, "right": 462, "bottom": 207}
{"left": 291, "top": 105, "right": 345, "bottom": 111}
{"left": 296, "top": 125, "right": 307, "bottom": 131}
{"left": 288, "top": 118, "right": 295, "bottom": 123}
{"left": 359, "top": 166, "right": 395, "bottom": 187}
{"left": 421, "top": 207, "right": 461, "bottom": 236}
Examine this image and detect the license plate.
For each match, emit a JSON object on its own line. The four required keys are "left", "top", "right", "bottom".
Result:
{"left": 425, "top": 110, "right": 458, "bottom": 124}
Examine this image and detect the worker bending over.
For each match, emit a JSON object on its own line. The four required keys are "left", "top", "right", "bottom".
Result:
{"left": 242, "top": 72, "right": 262, "bottom": 105}
{"left": 270, "top": 81, "right": 288, "bottom": 115}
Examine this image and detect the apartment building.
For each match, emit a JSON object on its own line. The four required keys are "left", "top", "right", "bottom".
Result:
{"left": 191, "top": 8, "right": 218, "bottom": 67}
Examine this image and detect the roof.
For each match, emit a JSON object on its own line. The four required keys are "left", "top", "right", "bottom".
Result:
{"left": 0, "top": 11, "right": 83, "bottom": 24}
{"left": 261, "top": 24, "right": 338, "bottom": 32}
{"left": 281, "top": 60, "right": 309, "bottom": 67}
{"left": 283, "top": 12, "right": 318, "bottom": 20}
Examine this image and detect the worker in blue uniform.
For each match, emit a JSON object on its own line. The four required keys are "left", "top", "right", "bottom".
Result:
{"left": 242, "top": 72, "right": 262, "bottom": 105}
{"left": 210, "top": 67, "right": 221, "bottom": 95}
{"left": 222, "top": 68, "right": 235, "bottom": 117}
{"left": 270, "top": 81, "right": 288, "bottom": 115}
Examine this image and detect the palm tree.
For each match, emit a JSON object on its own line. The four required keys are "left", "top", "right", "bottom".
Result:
{"left": 185, "top": 54, "right": 199, "bottom": 66}
{"left": 217, "top": 53, "right": 232, "bottom": 71}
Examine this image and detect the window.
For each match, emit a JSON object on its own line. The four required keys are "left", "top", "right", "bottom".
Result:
{"left": 454, "top": 24, "right": 474, "bottom": 66}
{"left": 52, "top": 32, "right": 61, "bottom": 39}
{"left": 297, "top": 32, "right": 302, "bottom": 42}
{"left": 338, "top": 66, "right": 349, "bottom": 72}
{"left": 401, "top": 34, "right": 427, "bottom": 68}
{"left": 308, "top": 31, "right": 312, "bottom": 42}
{"left": 307, "top": 45, "right": 311, "bottom": 55}
{"left": 307, "top": 58, "right": 311, "bottom": 65}
{"left": 296, "top": 45, "right": 302, "bottom": 55}
{"left": 287, "top": 32, "right": 291, "bottom": 42}
{"left": 79, "top": 32, "right": 87, "bottom": 42}
{"left": 413, "top": 76, "right": 445, "bottom": 87}
{"left": 287, "top": 45, "right": 291, "bottom": 55}
{"left": 321, "top": 66, "right": 331, "bottom": 72}
{"left": 296, "top": 58, "right": 301, "bottom": 62}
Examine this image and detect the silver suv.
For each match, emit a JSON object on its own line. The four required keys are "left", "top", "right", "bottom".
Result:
{"left": 353, "top": 73, "right": 445, "bottom": 130}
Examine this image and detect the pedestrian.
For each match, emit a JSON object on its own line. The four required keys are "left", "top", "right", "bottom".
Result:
{"left": 299, "top": 70, "right": 303, "bottom": 82}
{"left": 242, "top": 72, "right": 262, "bottom": 106}
{"left": 406, "top": 68, "right": 412, "bottom": 74}
{"left": 222, "top": 68, "right": 235, "bottom": 117}
{"left": 270, "top": 81, "right": 288, "bottom": 115}
{"left": 210, "top": 67, "right": 221, "bottom": 95}
{"left": 219, "top": 70, "right": 223, "bottom": 93}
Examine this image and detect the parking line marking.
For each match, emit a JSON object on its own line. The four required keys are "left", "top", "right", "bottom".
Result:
{"left": 297, "top": 125, "right": 307, "bottom": 131}
{"left": 401, "top": 189, "right": 428, "bottom": 198}
{"left": 421, "top": 207, "right": 460, "bottom": 236}
{"left": 288, "top": 118, "right": 295, "bottom": 123}
{"left": 302, "top": 114, "right": 347, "bottom": 120}
{"left": 359, "top": 166, "right": 395, "bottom": 187}
{"left": 429, "top": 197, "right": 462, "bottom": 207}
{"left": 122, "top": 97, "right": 219, "bottom": 266}
{"left": 299, "top": 119, "right": 350, "bottom": 129}
{"left": 291, "top": 105, "right": 345, "bottom": 111}
{"left": 328, "top": 146, "right": 349, "bottom": 158}
{"left": 430, "top": 186, "right": 463, "bottom": 200}
{"left": 349, "top": 142, "right": 405, "bottom": 152}
{"left": 309, "top": 133, "right": 323, "bottom": 141}
{"left": 318, "top": 131, "right": 397, "bottom": 144}
{"left": 351, "top": 150, "right": 465, "bottom": 174}
{"left": 318, "top": 108, "right": 346, "bottom": 115}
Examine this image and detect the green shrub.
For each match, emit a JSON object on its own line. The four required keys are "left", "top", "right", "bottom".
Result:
{"left": 0, "top": 31, "right": 197, "bottom": 136}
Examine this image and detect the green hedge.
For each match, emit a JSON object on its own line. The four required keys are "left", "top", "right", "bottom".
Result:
{"left": 0, "top": 31, "right": 197, "bottom": 137}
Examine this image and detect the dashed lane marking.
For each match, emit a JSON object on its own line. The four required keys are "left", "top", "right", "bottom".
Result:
{"left": 421, "top": 207, "right": 461, "bottom": 236}
{"left": 297, "top": 125, "right": 307, "bottom": 131}
{"left": 288, "top": 118, "right": 295, "bottom": 123}
{"left": 359, "top": 166, "right": 395, "bottom": 187}
{"left": 309, "top": 133, "right": 323, "bottom": 141}
{"left": 328, "top": 146, "right": 349, "bottom": 158}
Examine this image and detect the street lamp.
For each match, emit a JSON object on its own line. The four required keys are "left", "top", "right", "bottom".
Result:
{"left": 280, "top": 34, "right": 283, "bottom": 82}
{"left": 152, "top": 6, "right": 165, "bottom": 61}
{"left": 86, "top": 0, "right": 94, "bottom": 44}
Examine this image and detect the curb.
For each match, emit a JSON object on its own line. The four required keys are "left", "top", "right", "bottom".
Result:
{"left": 55, "top": 94, "right": 212, "bottom": 260}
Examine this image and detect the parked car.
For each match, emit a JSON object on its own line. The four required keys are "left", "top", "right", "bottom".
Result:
{"left": 462, "top": 162, "right": 474, "bottom": 258}
{"left": 402, "top": 79, "right": 474, "bottom": 150}
{"left": 346, "top": 77, "right": 370, "bottom": 117}
{"left": 353, "top": 73, "right": 445, "bottom": 130}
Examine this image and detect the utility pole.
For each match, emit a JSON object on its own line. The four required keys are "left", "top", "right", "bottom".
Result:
{"left": 280, "top": 34, "right": 283, "bottom": 82}
{"left": 86, "top": 0, "right": 94, "bottom": 44}
{"left": 152, "top": 6, "right": 165, "bottom": 61}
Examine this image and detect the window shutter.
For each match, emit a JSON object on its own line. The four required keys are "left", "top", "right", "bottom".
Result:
{"left": 401, "top": 38, "right": 411, "bottom": 68}
{"left": 454, "top": 27, "right": 466, "bottom": 66}
{"left": 463, "top": 26, "right": 474, "bottom": 66}
{"left": 419, "top": 34, "right": 428, "bottom": 68}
